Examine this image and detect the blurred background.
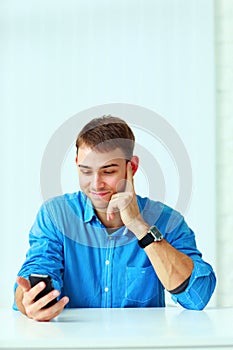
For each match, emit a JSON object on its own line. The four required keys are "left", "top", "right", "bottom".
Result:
{"left": 0, "top": 0, "right": 232, "bottom": 308}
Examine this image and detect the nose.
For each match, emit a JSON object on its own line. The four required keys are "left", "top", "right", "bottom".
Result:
{"left": 91, "top": 172, "right": 105, "bottom": 190}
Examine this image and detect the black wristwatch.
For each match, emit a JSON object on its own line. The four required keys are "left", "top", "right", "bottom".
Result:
{"left": 138, "top": 225, "right": 163, "bottom": 248}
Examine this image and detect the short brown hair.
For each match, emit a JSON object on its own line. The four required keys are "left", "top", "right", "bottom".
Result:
{"left": 76, "top": 115, "right": 135, "bottom": 159}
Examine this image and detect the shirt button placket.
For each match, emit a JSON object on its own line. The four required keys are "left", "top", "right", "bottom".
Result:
{"left": 104, "top": 236, "right": 114, "bottom": 307}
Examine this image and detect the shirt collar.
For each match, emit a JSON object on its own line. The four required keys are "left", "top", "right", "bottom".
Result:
{"left": 82, "top": 194, "right": 97, "bottom": 223}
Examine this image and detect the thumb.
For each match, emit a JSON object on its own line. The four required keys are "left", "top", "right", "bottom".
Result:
{"left": 16, "top": 276, "right": 31, "bottom": 292}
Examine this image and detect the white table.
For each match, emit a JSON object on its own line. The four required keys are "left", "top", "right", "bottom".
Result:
{"left": 0, "top": 307, "right": 233, "bottom": 349}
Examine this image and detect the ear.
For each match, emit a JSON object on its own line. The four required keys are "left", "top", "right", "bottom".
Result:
{"left": 75, "top": 156, "right": 78, "bottom": 166}
{"left": 130, "top": 156, "right": 139, "bottom": 176}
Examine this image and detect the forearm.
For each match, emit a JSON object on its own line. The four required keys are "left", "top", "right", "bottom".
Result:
{"left": 144, "top": 239, "right": 194, "bottom": 291}
{"left": 128, "top": 218, "right": 193, "bottom": 291}
{"left": 123, "top": 197, "right": 215, "bottom": 308}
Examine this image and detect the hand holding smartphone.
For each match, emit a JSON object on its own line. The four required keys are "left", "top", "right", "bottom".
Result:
{"left": 29, "top": 274, "right": 58, "bottom": 309}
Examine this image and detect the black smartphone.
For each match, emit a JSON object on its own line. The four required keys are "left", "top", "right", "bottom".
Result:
{"left": 29, "top": 274, "right": 58, "bottom": 308}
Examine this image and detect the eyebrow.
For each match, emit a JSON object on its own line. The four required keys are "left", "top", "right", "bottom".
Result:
{"left": 78, "top": 163, "right": 120, "bottom": 170}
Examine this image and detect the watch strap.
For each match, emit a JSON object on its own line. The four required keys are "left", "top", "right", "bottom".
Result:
{"left": 138, "top": 226, "right": 163, "bottom": 248}
{"left": 138, "top": 232, "right": 155, "bottom": 248}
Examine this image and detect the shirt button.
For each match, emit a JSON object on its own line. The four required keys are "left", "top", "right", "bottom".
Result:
{"left": 109, "top": 236, "right": 112, "bottom": 240}
{"left": 104, "top": 287, "right": 109, "bottom": 292}
{"left": 105, "top": 260, "right": 110, "bottom": 265}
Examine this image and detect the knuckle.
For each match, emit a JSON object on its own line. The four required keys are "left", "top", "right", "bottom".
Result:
{"left": 22, "top": 294, "right": 29, "bottom": 307}
{"left": 26, "top": 307, "right": 34, "bottom": 319}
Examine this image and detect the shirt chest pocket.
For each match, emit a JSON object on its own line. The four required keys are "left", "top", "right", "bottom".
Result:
{"left": 125, "top": 265, "right": 158, "bottom": 303}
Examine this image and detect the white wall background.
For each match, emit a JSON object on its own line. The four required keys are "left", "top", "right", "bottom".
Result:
{"left": 215, "top": 0, "right": 233, "bottom": 307}
{"left": 0, "top": 0, "right": 216, "bottom": 308}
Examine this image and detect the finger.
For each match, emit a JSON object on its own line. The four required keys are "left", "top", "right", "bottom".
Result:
{"left": 39, "top": 297, "right": 69, "bottom": 322}
{"left": 107, "top": 212, "right": 115, "bottom": 221}
{"left": 107, "top": 192, "right": 133, "bottom": 221}
{"left": 16, "top": 276, "right": 31, "bottom": 292}
{"left": 125, "top": 161, "right": 134, "bottom": 192}
{"left": 106, "top": 193, "right": 123, "bottom": 221}
{"left": 29, "top": 296, "right": 69, "bottom": 322}
{"left": 33, "top": 289, "right": 60, "bottom": 309}
{"left": 25, "top": 281, "right": 47, "bottom": 303}
{"left": 106, "top": 196, "right": 117, "bottom": 221}
{"left": 37, "top": 297, "right": 69, "bottom": 322}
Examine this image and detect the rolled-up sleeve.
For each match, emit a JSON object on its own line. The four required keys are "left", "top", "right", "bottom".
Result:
{"left": 171, "top": 258, "right": 216, "bottom": 310}
{"left": 13, "top": 202, "right": 64, "bottom": 310}
{"left": 161, "top": 210, "right": 216, "bottom": 310}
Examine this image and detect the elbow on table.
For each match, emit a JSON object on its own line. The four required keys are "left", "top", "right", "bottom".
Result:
{"left": 172, "top": 271, "right": 217, "bottom": 310}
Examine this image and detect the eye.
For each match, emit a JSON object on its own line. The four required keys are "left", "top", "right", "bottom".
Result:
{"left": 80, "top": 169, "right": 92, "bottom": 175}
{"left": 104, "top": 170, "right": 116, "bottom": 175}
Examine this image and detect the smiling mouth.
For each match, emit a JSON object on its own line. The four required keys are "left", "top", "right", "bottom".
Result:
{"left": 90, "top": 191, "right": 110, "bottom": 198}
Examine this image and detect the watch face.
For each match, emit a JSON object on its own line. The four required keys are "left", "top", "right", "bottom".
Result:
{"left": 138, "top": 226, "right": 163, "bottom": 248}
{"left": 150, "top": 226, "right": 163, "bottom": 241}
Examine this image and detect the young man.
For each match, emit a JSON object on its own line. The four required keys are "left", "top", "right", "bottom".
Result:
{"left": 14, "top": 116, "right": 216, "bottom": 321}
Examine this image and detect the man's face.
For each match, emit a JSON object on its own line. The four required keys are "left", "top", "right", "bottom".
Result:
{"left": 76, "top": 145, "right": 130, "bottom": 210}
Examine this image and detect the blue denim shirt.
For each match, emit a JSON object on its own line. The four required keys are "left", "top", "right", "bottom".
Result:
{"left": 13, "top": 192, "right": 216, "bottom": 310}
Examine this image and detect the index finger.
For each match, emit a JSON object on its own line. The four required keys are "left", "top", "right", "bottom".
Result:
{"left": 16, "top": 276, "right": 31, "bottom": 293}
{"left": 125, "top": 161, "right": 134, "bottom": 192}
{"left": 27, "top": 281, "right": 48, "bottom": 301}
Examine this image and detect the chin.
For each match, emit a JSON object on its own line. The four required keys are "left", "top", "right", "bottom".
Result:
{"left": 86, "top": 195, "right": 109, "bottom": 209}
